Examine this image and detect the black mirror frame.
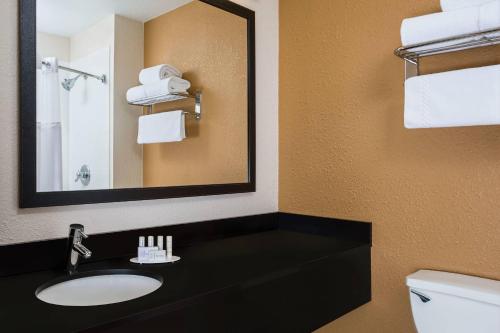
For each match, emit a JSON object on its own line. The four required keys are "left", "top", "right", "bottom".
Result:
{"left": 19, "top": 0, "right": 256, "bottom": 208}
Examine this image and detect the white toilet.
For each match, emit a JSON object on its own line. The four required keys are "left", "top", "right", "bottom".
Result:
{"left": 407, "top": 270, "right": 500, "bottom": 333}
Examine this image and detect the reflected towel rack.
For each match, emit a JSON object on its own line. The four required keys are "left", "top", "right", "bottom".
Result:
{"left": 128, "top": 91, "right": 202, "bottom": 120}
{"left": 394, "top": 28, "right": 500, "bottom": 79}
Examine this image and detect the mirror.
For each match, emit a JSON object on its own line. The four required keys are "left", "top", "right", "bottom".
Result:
{"left": 20, "top": 0, "right": 255, "bottom": 207}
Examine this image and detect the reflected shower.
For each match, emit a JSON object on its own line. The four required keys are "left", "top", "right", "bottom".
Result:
{"left": 41, "top": 60, "right": 106, "bottom": 92}
{"left": 62, "top": 75, "right": 83, "bottom": 91}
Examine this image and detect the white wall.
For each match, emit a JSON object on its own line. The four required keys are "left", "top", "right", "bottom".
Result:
{"left": 0, "top": 0, "right": 279, "bottom": 245}
{"left": 37, "top": 32, "right": 70, "bottom": 62}
{"left": 69, "top": 15, "right": 115, "bottom": 61}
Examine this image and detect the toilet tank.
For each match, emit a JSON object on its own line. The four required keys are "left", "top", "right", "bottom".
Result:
{"left": 407, "top": 270, "right": 500, "bottom": 333}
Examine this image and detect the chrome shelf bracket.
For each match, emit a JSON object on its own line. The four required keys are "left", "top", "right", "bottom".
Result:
{"left": 405, "top": 59, "right": 419, "bottom": 80}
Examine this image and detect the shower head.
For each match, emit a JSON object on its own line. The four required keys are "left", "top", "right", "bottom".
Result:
{"left": 62, "top": 75, "right": 82, "bottom": 91}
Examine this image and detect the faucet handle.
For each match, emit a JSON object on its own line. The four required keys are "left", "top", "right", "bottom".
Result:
{"left": 70, "top": 223, "right": 84, "bottom": 230}
{"left": 69, "top": 224, "right": 88, "bottom": 239}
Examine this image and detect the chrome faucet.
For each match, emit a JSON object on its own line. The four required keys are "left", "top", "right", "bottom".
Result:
{"left": 66, "top": 224, "right": 92, "bottom": 275}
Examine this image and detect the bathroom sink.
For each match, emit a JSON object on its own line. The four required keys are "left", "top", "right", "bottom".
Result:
{"left": 35, "top": 269, "right": 163, "bottom": 306}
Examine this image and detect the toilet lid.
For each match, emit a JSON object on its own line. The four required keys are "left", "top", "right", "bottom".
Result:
{"left": 407, "top": 270, "right": 500, "bottom": 306}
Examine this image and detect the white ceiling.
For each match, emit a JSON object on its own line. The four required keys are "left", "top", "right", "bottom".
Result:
{"left": 37, "top": 0, "right": 193, "bottom": 37}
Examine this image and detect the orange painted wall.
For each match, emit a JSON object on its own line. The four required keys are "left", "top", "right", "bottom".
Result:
{"left": 143, "top": 1, "right": 248, "bottom": 187}
{"left": 279, "top": 0, "right": 500, "bottom": 332}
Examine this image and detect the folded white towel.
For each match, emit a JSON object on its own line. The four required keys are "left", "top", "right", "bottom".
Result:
{"left": 137, "top": 111, "right": 186, "bottom": 144}
{"left": 404, "top": 64, "right": 500, "bottom": 129}
{"left": 139, "top": 64, "right": 182, "bottom": 85}
{"left": 401, "top": 0, "right": 500, "bottom": 46}
{"left": 441, "top": 0, "right": 494, "bottom": 11}
{"left": 126, "top": 77, "right": 191, "bottom": 103}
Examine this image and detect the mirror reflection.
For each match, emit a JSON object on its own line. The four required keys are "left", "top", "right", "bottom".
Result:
{"left": 36, "top": 0, "right": 248, "bottom": 192}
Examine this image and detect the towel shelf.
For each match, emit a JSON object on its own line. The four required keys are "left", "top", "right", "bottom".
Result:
{"left": 129, "top": 91, "right": 202, "bottom": 120}
{"left": 394, "top": 28, "right": 500, "bottom": 79}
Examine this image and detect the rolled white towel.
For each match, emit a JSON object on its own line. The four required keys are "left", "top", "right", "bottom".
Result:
{"left": 404, "top": 64, "right": 500, "bottom": 129}
{"left": 401, "top": 0, "right": 500, "bottom": 46}
{"left": 441, "top": 0, "right": 494, "bottom": 11}
{"left": 139, "top": 64, "right": 182, "bottom": 85}
{"left": 127, "top": 77, "right": 191, "bottom": 103}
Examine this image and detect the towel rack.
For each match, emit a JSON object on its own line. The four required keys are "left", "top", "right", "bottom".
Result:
{"left": 394, "top": 28, "right": 500, "bottom": 79}
{"left": 128, "top": 91, "right": 202, "bottom": 120}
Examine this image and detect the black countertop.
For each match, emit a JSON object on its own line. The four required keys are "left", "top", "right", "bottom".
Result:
{"left": 0, "top": 229, "right": 368, "bottom": 332}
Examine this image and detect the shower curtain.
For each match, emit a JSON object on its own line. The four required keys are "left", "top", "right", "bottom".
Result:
{"left": 36, "top": 57, "right": 62, "bottom": 192}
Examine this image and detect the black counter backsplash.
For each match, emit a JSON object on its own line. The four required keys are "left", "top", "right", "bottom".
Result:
{"left": 0, "top": 212, "right": 371, "bottom": 277}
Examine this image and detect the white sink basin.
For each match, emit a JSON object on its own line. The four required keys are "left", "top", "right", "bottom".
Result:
{"left": 36, "top": 270, "right": 163, "bottom": 306}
